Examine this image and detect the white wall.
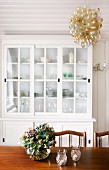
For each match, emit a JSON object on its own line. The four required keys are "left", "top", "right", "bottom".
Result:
{"left": 93, "top": 40, "right": 109, "bottom": 132}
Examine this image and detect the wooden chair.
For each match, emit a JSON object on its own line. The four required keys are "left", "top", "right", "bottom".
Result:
{"left": 54, "top": 130, "right": 86, "bottom": 147}
{"left": 94, "top": 131, "right": 109, "bottom": 147}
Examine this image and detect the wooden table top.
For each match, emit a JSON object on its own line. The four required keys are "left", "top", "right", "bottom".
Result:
{"left": 0, "top": 146, "right": 109, "bottom": 170}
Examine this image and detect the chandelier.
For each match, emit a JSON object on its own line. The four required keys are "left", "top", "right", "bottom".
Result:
{"left": 69, "top": 6, "right": 103, "bottom": 48}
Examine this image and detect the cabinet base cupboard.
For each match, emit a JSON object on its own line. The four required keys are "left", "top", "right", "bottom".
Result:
{"left": 0, "top": 35, "right": 95, "bottom": 146}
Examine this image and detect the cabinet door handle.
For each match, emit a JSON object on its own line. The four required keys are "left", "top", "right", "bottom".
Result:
{"left": 88, "top": 79, "right": 90, "bottom": 83}
{"left": 3, "top": 138, "right": 5, "bottom": 142}
{"left": 58, "top": 78, "right": 60, "bottom": 82}
{"left": 4, "top": 78, "right": 6, "bottom": 82}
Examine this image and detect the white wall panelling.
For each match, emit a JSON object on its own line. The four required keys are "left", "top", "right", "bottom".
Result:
{"left": 0, "top": 0, "right": 109, "bottom": 38}
{"left": 106, "top": 41, "right": 109, "bottom": 130}
{"left": 93, "top": 41, "right": 106, "bottom": 131}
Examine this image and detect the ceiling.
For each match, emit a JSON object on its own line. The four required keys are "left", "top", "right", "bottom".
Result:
{"left": 0, "top": 0, "right": 109, "bottom": 38}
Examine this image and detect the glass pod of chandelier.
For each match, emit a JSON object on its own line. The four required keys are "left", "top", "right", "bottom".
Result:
{"left": 69, "top": 7, "right": 103, "bottom": 48}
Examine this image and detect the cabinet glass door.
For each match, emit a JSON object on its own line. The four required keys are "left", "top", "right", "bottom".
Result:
{"left": 46, "top": 48, "right": 58, "bottom": 113}
{"left": 34, "top": 48, "right": 44, "bottom": 113}
{"left": 34, "top": 47, "right": 58, "bottom": 113}
{"left": 62, "top": 48, "right": 74, "bottom": 113}
{"left": 6, "top": 48, "right": 18, "bottom": 113}
{"left": 75, "top": 48, "right": 88, "bottom": 114}
{"left": 6, "top": 47, "right": 31, "bottom": 114}
{"left": 62, "top": 47, "right": 88, "bottom": 114}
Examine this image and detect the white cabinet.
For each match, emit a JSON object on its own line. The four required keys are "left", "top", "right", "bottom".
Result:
{"left": 2, "top": 121, "right": 33, "bottom": 146}
{"left": 3, "top": 45, "right": 92, "bottom": 117}
{"left": 1, "top": 36, "right": 95, "bottom": 146}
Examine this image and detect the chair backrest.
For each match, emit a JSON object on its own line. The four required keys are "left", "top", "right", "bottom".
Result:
{"left": 94, "top": 131, "right": 109, "bottom": 147}
{"left": 54, "top": 130, "right": 86, "bottom": 147}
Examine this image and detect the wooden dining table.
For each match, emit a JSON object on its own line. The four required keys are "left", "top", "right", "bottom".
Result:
{"left": 0, "top": 146, "right": 109, "bottom": 170}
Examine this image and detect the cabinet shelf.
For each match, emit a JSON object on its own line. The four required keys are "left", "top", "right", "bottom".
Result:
{"left": 35, "top": 63, "right": 44, "bottom": 65}
{"left": 20, "top": 63, "right": 30, "bottom": 65}
{"left": 8, "top": 63, "right": 18, "bottom": 65}
{"left": 46, "top": 63, "right": 57, "bottom": 65}
{"left": 63, "top": 63, "right": 74, "bottom": 65}
{"left": 63, "top": 97, "right": 74, "bottom": 99}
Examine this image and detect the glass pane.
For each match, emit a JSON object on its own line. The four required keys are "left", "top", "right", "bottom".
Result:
{"left": 7, "top": 48, "right": 18, "bottom": 79}
{"left": 63, "top": 48, "right": 74, "bottom": 64}
{"left": 75, "top": 82, "right": 87, "bottom": 113}
{"left": 35, "top": 99, "right": 44, "bottom": 112}
{"left": 76, "top": 99, "right": 87, "bottom": 113}
{"left": 34, "top": 81, "right": 44, "bottom": 113}
{"left": 46, "top": 81, "right": 57, "bottom": 112}
{"left": 34, "top": 48, "right": 44, "bottom": 63}
{"left": 20, "top": 82, "right": 30, "bottom": 113}
{"left": 63, "top": 65, "right": 74, "bottom": 80}
{"left": 20, "top": 48, "right": 30, "bottom": 63}
{"left": 46, "top": 48, "right": 57, "bottom": 63}
{"left": 20, "top": 98, "right": 30, "bottom": 112}
{"left": 62, "top": 82, "right": 74, "bottom": 113}
{"left": 7, "top": 81, "right": 18, "bottom": 97}
{"left": 20, "top": 82, "right": 30, "bottom": 97}
{"left": 20, "top": 64, "right": 30, "bottom": 79}
{"left": 7, "top": 48, "right": 18, "bottom": 63}
{"left": 34, "top": 81, "right": 44, "bottom": 98}
{"left": 76, "top": 48, "right": 87, "bottom": 64}
{"left": 20, "top": 48, "right": 30, "bottom": 79}
{"left": 46, "top": 98, "right": 57, "bottom": 112}
{"left": 63, "top": 99, "right": 74, "bottom": 113}
{"left": 34, "top": 64, "right": 44, "bottom": 79}
{"left": 7, "top": 98, "right": 18, "bottom": 112}
{"left": 76, "top": 65, "right": 87, "bottom": 80}
{"left": 46, "top": 64, "right": 57, "bottom": 79}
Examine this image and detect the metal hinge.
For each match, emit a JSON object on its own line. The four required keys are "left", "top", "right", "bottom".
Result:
{"left": 4, "top": 78, "right": 6, "bottom": 82}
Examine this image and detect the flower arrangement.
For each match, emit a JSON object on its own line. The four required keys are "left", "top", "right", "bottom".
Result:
{"left": 20, "top": 123, "right": 56, "bottom": 160}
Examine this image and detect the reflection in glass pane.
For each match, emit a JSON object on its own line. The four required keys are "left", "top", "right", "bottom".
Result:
{"left": 7, "top": 64, "right": 18, "bottom": 79}
{"left": 34, "top": 48, "right": 44, "bottom": 63}
{"left": 34, "top": 64, "right": 44, "bottom": 79}
{"left": 63, "top": 48, "right": 74, "bottom": 63}
{"left": 76, "top": 99, "right": 87, "bottom": 113}
{"left": 46, "top": 64, "right": 57, "bottom": 79}
{"left": 35, "top": 99, "right": 44, "bottom": 112}
{"left": 63, "top": 65, "right": 74, "bottom": 80}
{"left": 76, "top": 65, "right": 87, "bottom": 80}
{"left": 7, "top": 81, "right": 18, "bottom": 97}
{"left": 34, "top": 81, "right": 44, "bottom": 97}
{"left": 20, "top": 48, "right": 30, "bottom": 63}
{"left": 20, "top": 64, "right": 30, "bottom": 79}
{"left": 46, "top": 99, "right": 57, "bottom": 112}
{"left": 76, "top": 48, "right": 87, "bottom": 63}
{"left": 7, "top": 48, "right": 18, "bottom": 63}
{"left": 76, "top": 82, "right": 87, "bottom": 98}
{"left": 46, "top": 48, "right": 57, "bottom": 63}
{"left": 46, "top": 81, "right": 57, "bottom": 97}
{"left": 20, "top": 82, "right": 30, "bottom": 97}
{"left": 7, "top": 98, "right": 18, "bottom": 112}
{"left": 20, "top": 98, "right": 30, "bottom": 112}
{"left": 62, "top": 99, "right": 74, "bottom": 113}
{"left": 62, "top": 82, "right": 74, "bottom": 98}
